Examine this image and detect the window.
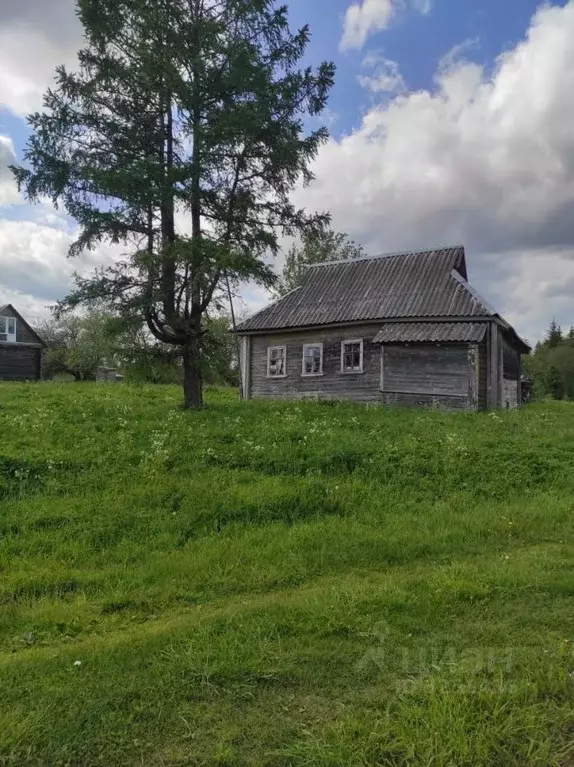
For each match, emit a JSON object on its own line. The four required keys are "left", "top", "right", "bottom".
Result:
{"left": 341, "top": 339, "right": 363, "bottom": 372}
{"left": 267, "top": 346, "right": 286, "bottom": 377}
{"left": 302, "top": 344, "right": 323, "bottom": 376}
{"left": 0, "top": 316, "right": 16, "bottom": 343}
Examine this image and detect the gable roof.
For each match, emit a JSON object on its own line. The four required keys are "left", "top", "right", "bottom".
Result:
{"left": 237, "top": 246, "right": 495, "bottom": 333}
{"left": 0, "top": 304, "right": 46, "bottom": 346}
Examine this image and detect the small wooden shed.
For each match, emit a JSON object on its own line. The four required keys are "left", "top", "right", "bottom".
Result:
{"left": 235, "top": 246, "right": 530, "bottom": 410}
{"left": 0, "top": 304, "right": 45, "bottom": 381}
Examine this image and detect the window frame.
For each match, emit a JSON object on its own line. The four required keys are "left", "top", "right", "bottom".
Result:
{"left": 266, "top": 345, "right": 287, "bottom": 378}
{"left": 0, "top": 316, "right": 16, "bottom": 343}
{"left": 301, "top": 343, "right": 324, "bottom": 377}
{"left": 340, "top": 339, "right": 364, "bottom": 374}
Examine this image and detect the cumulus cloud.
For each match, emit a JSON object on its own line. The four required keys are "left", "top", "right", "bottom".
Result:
{"left": 340, "top": 0, "right": 395, "bottom": 52}
{"left": 437, "top": 38, "right": 481, "bottom": 76}
{"left": 358, "top": 52, "right": 406, "bottom": 93}
{"left": 483, "top": 249, "right": 574, "bottom": 342}
{"left": 0, "top": 0, "right": 80, "bottom": 116}
{"left": 0, "top": 135, "right": 22, "bottom": 205}
{"left": 0, "top": 218, "right": 121, "bottom": 319}
{"left": 299, "top": 2, "right": 574, "bottom": 339}
{"left": 340, "top": 0, "right": 433, "bottom": 51}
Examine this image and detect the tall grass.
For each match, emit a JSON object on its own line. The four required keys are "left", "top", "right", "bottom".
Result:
{"left": 0, "top": 382, "right": 573, "bottom": 766}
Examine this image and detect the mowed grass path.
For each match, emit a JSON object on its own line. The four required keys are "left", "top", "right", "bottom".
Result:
{"left": 0, "top": 383, "right": 573, "bottom": 766}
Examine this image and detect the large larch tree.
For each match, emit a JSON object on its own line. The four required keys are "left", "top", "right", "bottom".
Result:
{"left": 13, "top": 0, "right": 335, "bottom": 407}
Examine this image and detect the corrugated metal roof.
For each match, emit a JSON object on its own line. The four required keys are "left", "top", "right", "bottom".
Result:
{"left": 237, "top": 246, "right": 495, "bottom": 332}
{"left": 373, "top": 322, "right": 487, "bottom": 344}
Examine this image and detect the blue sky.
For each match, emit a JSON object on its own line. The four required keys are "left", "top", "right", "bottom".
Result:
{"left": 1, "top": 0, "right": 574, "bottom": 343}
{"left": 287, "top": 0, "right": 565, "bottom": 139}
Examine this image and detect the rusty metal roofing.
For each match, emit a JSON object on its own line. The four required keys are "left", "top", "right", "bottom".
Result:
{"left": 236, "top": 246, "right": 496, "bottom": 332}
{"left": 373, "top": 322, "right": 487, "bottom": 344}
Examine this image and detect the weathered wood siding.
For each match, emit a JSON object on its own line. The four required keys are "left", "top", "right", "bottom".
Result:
{"left": 381, "top": 344, "right": 470, "bottom": 410}
{"left": 248, "top": 324, "right": 383, "bottom": 402}
{"left": 0, "top": 346, "right": 41, "bottom": 380}
{"left": 248, "top": 328, "right": 477, "bottom": 409}
{"left": 478, "top": 340, "right": 487, "bottom": 410}
{"left": 501, "top": 333, "right": 521, "bottom": 408}
{"left": 502, "top": 379, "right": 519, "bottom": 409}
{"left": 502, "top": 336, "right": 520, "bottom": 380}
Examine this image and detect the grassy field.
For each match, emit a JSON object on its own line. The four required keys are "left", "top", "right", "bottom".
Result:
{"left": 0, "top": 382, "right": 573, "bottom": 766}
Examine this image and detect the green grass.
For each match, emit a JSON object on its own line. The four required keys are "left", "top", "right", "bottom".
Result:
{"left": 0, "top": 382, "right": 573, "bottom": 766}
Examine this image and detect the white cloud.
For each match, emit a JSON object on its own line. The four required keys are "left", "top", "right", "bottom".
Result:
{"left": 358, "top": 52, "right": 405, "bottom": 93}
{"left": 0, "top": 0, "right": 80, "bottom": 116}
{"left": 340, "top": 0, "right": 395, "bottom": 52}
{"left": 483, "top": 248, "right": 574, "bottom": 343}
{"left": 340, "top": 0, "right": 433, "bottom": 51}
{"left": 0, "top": 135, "right": 22, "bottom": 205}
{"left": 437, "top": 38, "right": 480, "bottom": 76}
{"left": 0, "top": 286, "right": 53, "bottom": 324}
{"left": 0, "top": 218, "right": 120, "bottom": 317}
{"left": 301, "top": 1, "right": 574, "bottom": 340}
{"left": 412, "top": 0, "right": 432, "bottom": 15}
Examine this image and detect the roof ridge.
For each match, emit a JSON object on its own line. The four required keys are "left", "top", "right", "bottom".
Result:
{"left": 307, "top": 245, "right": 465, "bottom": 270}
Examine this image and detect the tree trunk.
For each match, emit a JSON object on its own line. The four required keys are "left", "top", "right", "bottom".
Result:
{"left": 182, "top": 336, "right": 203, "bottom": 409}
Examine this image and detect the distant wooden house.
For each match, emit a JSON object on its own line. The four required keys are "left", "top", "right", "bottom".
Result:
{"left": 0, "top": 304, "right": 45, "bottom": 381}
{"left": 236, "top": 246, "right": 530, "bottom": 410}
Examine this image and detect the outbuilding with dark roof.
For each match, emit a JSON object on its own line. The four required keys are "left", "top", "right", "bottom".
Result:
{"left": 0, "top": 304, "right": 45, "bottom": 381}
{"left": 236, "top": 246, "right": 530, "bottom": 410}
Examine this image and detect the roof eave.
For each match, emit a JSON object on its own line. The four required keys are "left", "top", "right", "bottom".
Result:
{"left": 235, "top": 314, "right": 495, "bottom": 335}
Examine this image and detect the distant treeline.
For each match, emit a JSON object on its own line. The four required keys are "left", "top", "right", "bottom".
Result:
{"left": 524, "top": 320, "right": 574, "bottom": 400}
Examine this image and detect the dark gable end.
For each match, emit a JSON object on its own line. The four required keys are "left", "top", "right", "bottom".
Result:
{"left": 0, "top": 304, "right": 45, "bottom": 347}
{"left": 237, "top": 246, "right": 494, "bottom": 333}
{"left": 0, "top": 304, "right": 44, "bottom": 381}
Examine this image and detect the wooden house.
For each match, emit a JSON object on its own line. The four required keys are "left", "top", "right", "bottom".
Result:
{"left": 236, "top": 246, "right": 530, "bottom": 410}
{"left": 0, "top": 304, "right": 45, "bottom": 381}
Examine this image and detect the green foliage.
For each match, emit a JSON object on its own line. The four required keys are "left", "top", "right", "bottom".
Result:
{"left": 523, "top": 319, "right": 574, "bottom": 399}
{"left": 545, "top": 319, "right": 563, "bottom": 349}
{"left": 202, "top": 315, "right": 240, "bottom": 387}
{"left": 119, "top": 341, "right": 182, "bottom": 384}
{"left": 118, "top": 314, "right": 239, "bottom": 385}
{"left": 37, "top": 309, "right": 118, "bottom": 380}
{"left": 12, "top": 0, "right": 335, "bottom": 407}
{"left": 276, "top": 228, "right": 365, "bottom": 296}
{"left": 0, "top": 383, "right": 573, "bottom": 765}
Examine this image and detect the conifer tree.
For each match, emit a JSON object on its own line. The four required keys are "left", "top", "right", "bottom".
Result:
{"left": 13, "top": 0, "right": 335, "bottom": 407}
{"left": 545, "top": 319, "right": 563, "bottom": 349}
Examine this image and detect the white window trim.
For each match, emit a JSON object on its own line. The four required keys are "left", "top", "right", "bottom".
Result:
{"left": 301, "top": 343, "right": 324, "bottom": 376}
{"left": 341, "top": 339, "right": 364, "bottom": 373}
{"left": 266, "top": 345, "right": 287, "bottom": 378}
{"left": 0, "top": 316, "right": 16, "bottom": 343}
